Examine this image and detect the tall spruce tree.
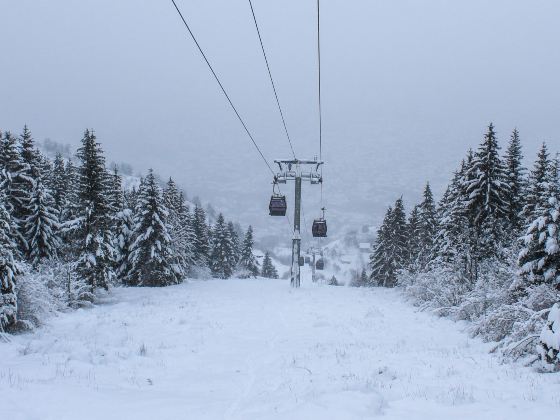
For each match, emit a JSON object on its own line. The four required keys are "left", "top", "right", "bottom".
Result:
{"left": 24, "top": 177, "right": 61, "bottom": 265}
{"left": 370, "top": 207, "right": 393, "bottom": 287}
{"left": 261, "top": 251, "right": 278, "bottom": 279}
{"left": 19, "top": 125, "right": 40, "bottom": 179}
{"left": 163, "top": 178, "right": 195, "bottom": 275}
{"left": 370, "top": 198, "right": 408, "bottom": 287}
{"left": 417, "top": 182, "right": 437, "bottom": 269}
{"left": 51, "top": 153, "right": 67, "bottom": 216}
{"left": 114, "top": 208, "right": 134, "bottom": 282}
{"left": 523, "top": 143, "right": 551, "bottom": 224}
{"left": 108, "top": 167, "right": 124, "bottom": 213}
{"left": 128, "top": 170, "right": 179, "bottom": 286}
{"left": 75, "top": 130, "right": 115, "bottom": 290}
{"left": 503, "top": 129, "right": 526, "bottom": 234}
{"left": 178, "top": 192, "right": 196, "bottom": 271}
{"left": 237, "top": 225, "right": 259, "bottom": 277}
{"left": 406, "top": 205, "right": 422, "bottom": 270}
{"left": 62, "top": 159, "right": 80, "bottom": 224}
{"left": 519, "top": 190, "right": 560, "bottom": 287}
{"left": 0, "top": 180, "right": 19, "bottom": 331}
{"left": 465, "top": 123, "right": 510, "bottom": 258}
{"left": 227, "top": 221, "right": 241, "bottom": 266}
{"left": 210, "top": 213, "right": 235, "bottom": 279}
{"left": 193, "top": 205, "right": 211, "bottom": 267}
{"left": 1, "top": 131, "right": 29, "bottom": 253}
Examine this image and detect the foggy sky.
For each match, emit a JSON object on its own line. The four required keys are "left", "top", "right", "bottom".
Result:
{"left": 2, "top": 0, "right": 560, "bottom": 241}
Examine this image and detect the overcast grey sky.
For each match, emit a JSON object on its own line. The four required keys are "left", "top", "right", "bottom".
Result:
{"left": 2, "top": 0, "right": 560, "bottom": 239}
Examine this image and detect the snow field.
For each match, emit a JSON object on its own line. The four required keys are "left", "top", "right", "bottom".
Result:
{"left": 1, "top": 278, "right": 559, "bottom": 419}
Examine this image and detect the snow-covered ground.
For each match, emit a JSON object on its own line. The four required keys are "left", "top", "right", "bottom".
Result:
{"left": 1, "top": 279, "right": 559, "bottom": 420}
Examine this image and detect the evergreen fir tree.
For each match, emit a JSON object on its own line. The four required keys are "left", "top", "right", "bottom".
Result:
{"left": 193, "top": 205, "right": 211, "bottom": 267}
{"left": 163, "top": 178, "right": 194, "bottom": 275}
{"left": 24, "top": 177, "right": 61, "bottom": 265}
{"left": 124, "top": 185, "right": 139, "bottom": 211}
{"left": 108, "top": 167, "right": 124, "bottom": 213}
{"left": 178, "top": 192, "right": 196, "bottom": 271}
{"left": 417, "top": 182, "right": 437, "bottom": 269}
{"left": 370, "top": 207, "right": 393, "bottom": 287}
{"left": 370, "top": 198, "right": 408, "bottom": 287}
{"left": 503, "top": 128, "right": 526, "bottom": 234}
{"left": 128, "top": 170, "right": 179, "bottom": 286}
{"left": 0, "top": 181, "right": 19, "bottom": 331}
{"left": 114, "top": 208, "right": 134, "bottom": 282}
{"left": 406, "top": 204, "right": 422, "bottom": 270}
{"left": 261, "top": 251, "right": 278, "bottom": 279}
{"left": 210, "top": 213, "right": 235, "bottom": 279}
{"left": 465, "top": 123, "right": 510, "bottom": 258}
{"left": 228, "top": 221, "right": 241, "bottom": 266}
{"left": 62, "top": 159, "right": 80, "bottom": 224}
{"left": 237, "top": 225, "right": 259, "bottom": 278}
{"left": 360, "top": 268, "right": 368, "bottom": 286}
{"left": 19, "top": 125, "right": 40, "bottom": 179}
{"left": 522, "top": 142, "right": 551, "bottom": 224}
{"left": 51, "top": 153, "right": 67, "bottom": 216}
{"left": 0, "top": 131, "right": 29, "bottom": 253}
{"left": 519, "top": 182, "right": 560, "bottom": 287}
{"left": 75, "top": 130, "right": 115, "bottom": 290}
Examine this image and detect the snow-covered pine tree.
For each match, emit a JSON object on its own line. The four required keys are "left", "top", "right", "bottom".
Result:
{"left": 163, "top": 178, "right": 192, "bottom": 276}
{"left": 24, "top": 177, "right": 61, "bottom": 266}
{"left": 522, "top": 142, "right": 551, "bottom": 224}
{"left": 108, "top": 167, "right": 124, "bottom": 213}
{"left": 417, "top": 182, "right": 437, "bottom": 269}
{"left": 124, "top": 185, "right": 139, "bottom": 211}
{"left": 193, "top": 205, "right": 211, "bottom": 268}
{"left": 75, "top": 130, "right": 115, "bottom": 290}
{"left": 465, "top": 123, "right": 510, "bottom": 259}
{"left": 549, "top": 154, "right": 560, "bottom": 202}
{"left": 128, "top": 169, "right": 180, "bottom": 287}
{"left": 518, "top": 188, "right": 560, "bottom": 287}
{"left": 0, "top": 131, "right": 29, "bottom": 253}
{"left": 0, "top": 180, "right": 20, "bottom": 331}
{"left": 19, "top": 125, "right": 40, "bottom": 180}
{"left": 114, "top": 208, "right": 134, "bottom": 282}
{"left": 210, "top": 213, "right": 235, "bottom": 279}
{"left": 261, "top": 251, "right": 278, "bottom": 279}
{"left": 370, "top": 198, "right": 408, "bottom": 287}
{"left": 406, "top": 204, "right": 422, "bottom": 270}
{"left": 237, "top": 225, "right": 259, "bottom": 278}
{"left": 538, "top": 303, "right": 560, "bottom": 371}
{"left": 177, "top": 192, "right": 196, "bottom": 272}
{"left": 51, "top": 153, "right": 67, "bottom": 216}
{"left": 503, "top": 129, "right": 527, "bottom": 235}
{"left": 370, "top": 207, "right": 392, "bottom": 287}
{"left": 227, "top": 221, "right": 241, "bottom": 266}
{"left": 360, "top": 268, "right": 368, "bottom": 286}
{"left": 62, "top": 159, "right": 80, "bottom": 224}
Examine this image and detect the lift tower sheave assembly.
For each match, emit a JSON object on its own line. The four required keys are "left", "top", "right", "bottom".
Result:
{"left": 273, "top": 159, "right": 323, "bottom": 288}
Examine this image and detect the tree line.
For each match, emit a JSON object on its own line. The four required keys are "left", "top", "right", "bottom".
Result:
{"left": 365, "top": 124, "right": 560, "bottom": 369}
{"left": 0, "top": 127, "right": 276, "bottom": 333}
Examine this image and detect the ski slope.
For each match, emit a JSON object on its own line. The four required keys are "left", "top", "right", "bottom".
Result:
{"left": 1, "top": 279, "right": 558, "bottom": 420}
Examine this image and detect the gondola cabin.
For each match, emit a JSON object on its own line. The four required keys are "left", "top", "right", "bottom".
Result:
{"left": 316, "top": 258, "right": 325, "bottom": 270}
{"left": 312, "top": 219, "right": 327, "bottom": 237}
{"left": 269, "top": 195, "right": 287, "bottom": 216}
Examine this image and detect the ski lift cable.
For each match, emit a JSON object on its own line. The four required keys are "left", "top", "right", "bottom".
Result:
{"left": 317, "top": 0, "right": 324, "bottom": 207}
{"left": 169, "top": 0, "right": 275, "bottom": 177}
{"left": 248, "top": 0, "right": 296, "bottom": 160}
{"left": 317, "top": 0, "right": 323, "bottom": 163}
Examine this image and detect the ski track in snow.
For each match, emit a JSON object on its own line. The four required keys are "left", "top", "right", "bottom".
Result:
{"left": 1, "top": 279, "right": 559, "bottom": 420}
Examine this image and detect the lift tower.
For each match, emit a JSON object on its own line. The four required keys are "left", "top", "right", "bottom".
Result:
{"left": 274, "top": 158, "right": 323, "bottom": 288}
